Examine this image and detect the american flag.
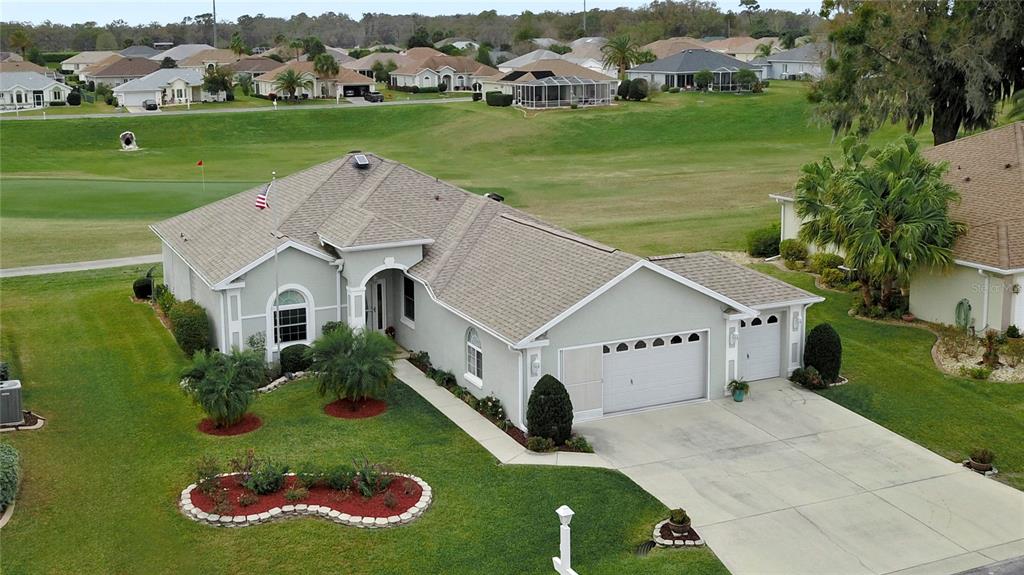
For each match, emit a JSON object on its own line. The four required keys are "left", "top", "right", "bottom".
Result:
{"left": 255, "top": 182, "right": 270, "bottom": 210}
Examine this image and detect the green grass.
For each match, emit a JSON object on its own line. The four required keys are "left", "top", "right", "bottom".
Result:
{"left": 5, "top": 99, "right": 123, "bottom": 117}
{"left": 0, "top": 267, "right": 727, "bottom": 575}
{"left": 755, "top": 265, "right": 1024, "bottom": 491}
{"left": 0, "top": 81, "right": 920, "bottom": 267}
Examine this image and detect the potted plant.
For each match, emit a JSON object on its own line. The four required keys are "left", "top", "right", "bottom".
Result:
{"left": 727, "top": 379, "right": 749, "bottom": 402}
{"left": 969, "top": 448, "right": 995, "bottom": 472}
{"left": 667, "top": 508, "right": 691, "bottom": 536}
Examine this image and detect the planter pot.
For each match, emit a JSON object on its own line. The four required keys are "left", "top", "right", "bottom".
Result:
{"left": 902, "top": 313, "right": 916, "bottom": 322}
{"left": 732, "top": 389, "right": 746, "bottom": 402}
{"left": 969, "top": 459, "right": 993, "bottom": 472}
{"left": 668, "top": 520, "right": 691, "bottom": 536}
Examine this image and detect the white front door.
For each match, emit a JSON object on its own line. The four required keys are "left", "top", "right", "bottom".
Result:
{"left": 739, "top": 312, "right": 783, "bottom": 380}
{"left": 365, "top": 278, "right": 387, "bottom": 333}
{"left": 33, "top": 92, "right": 43, "bottom": 107}
{"left": 601, "top": 332, "right": 708, "bottom": 414}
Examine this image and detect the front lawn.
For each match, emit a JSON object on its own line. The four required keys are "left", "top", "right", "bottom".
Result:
{"left": 756, "top": 265, "right": 1024, "bottom": 490}
{"left": 0, "top": 266, "right": 727, "bottom": 575}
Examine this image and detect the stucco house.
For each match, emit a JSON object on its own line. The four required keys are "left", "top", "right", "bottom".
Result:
{"left": 435, "top": 38, "right": 480, "bottom": 51}
{"left": 389, "top": 55, "right": 497, "bottom": 91}
{"left": 60, "top": 50, "right": 118, "bottom": 73}
{"left": 87, "top": 57, "right": 161, "bottom": 87}
{"left": 152, "top": 153, "right": 821, "bottom": 430}
{"left": 627, "top": 49, "right": 762, "bottom": 91}
{"left": 177, "top": 48, "right": 241, "bottom": 71}
{"left": 750, "top": 42, "right": 830, "bottom": 80}
{"left": 113, "top": 68, "right": 224, "bottom": 108}
{"left": 252, "top": 61, "right": 373, "bottom": 99}
{"left": 772, "top": 122, "right": 1024, "bottom": 333}
{"left": 0, "top": 71, "right": 72, "bottom": 109}
{"left": 343, "top": 52, "right": 413, "bottom": 79}
{"left": 147, "top": 44, "right": 214, "bottom": 63}
{"left": 482, "top": 59, "right": 618, "bottom": 108}
{"left": 703, "top": 36, "right": 779, "bottom": 62}
{"left": 223, "top": 56, "right": 281, "bottom": 80}
{"left": 0, "top": 60, "right": 58, "bottom": 78}
{"left": 642, "top": 37, "right": 708, "bottom": 59}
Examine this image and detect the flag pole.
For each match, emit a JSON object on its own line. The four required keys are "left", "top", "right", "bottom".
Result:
{"left": 270, "top": 171, "right": 281, "bottom": 368}
{"left": 201, "top": 162, "right": 206, "bottom": 195}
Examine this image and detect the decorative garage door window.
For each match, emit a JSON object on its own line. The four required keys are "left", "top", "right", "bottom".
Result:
{"left": 273, "top": 290, "right": 308, "bottom": 343}
{"left": 598, "top": 332, "right": 708, "bottom": 414}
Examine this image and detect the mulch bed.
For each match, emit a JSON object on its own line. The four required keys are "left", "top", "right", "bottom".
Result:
{"left": 324, "top": 398, "right": 388, "bottom": 419}
{"left": 190, "top": 474, "right": 422, "bottom": 517}
{"left": 658, "top": 523, "right": 703, "bottom": 543}
{"left": 197, "top": 413, "right": 263, "bottom": 436}
{"left": 503, "top": 425, "right": 590, "bottom": 453}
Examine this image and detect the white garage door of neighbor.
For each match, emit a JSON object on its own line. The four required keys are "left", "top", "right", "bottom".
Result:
{"left": 602, "top": 332, "right": 708, "bottom": 414}
{"left": 739, "top": 312, "right": 782, "bottom": 381}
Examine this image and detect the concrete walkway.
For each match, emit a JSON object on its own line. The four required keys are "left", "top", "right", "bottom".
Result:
{"left": 0, "top": 254, "right": 161, "bottom": 278}
{"left": 394, "top": 360, "right": 612, "bottom": 468}
{"left": 574, "top": 378, "right": 1024, "bottom": 575}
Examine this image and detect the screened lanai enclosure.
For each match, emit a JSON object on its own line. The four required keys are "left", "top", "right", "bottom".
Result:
{"left": 512, "top": 76, "right": 614, "bottom": 109}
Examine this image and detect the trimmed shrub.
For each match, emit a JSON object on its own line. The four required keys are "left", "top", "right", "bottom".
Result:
{"left": 243, "top": 460, "right": 288, "bottom": 495}
{"left": 628, "top": 78, "right": 649, "bottom": 101}
{"left": 660, "top": 83, "right": 670, "bottom": 92}
{"left": 321, "top": 321, "right": 343, "bottom": 335}
{"left": 819, "top": 268, "right": 846, "bottom": 288}
{"left": 132, "top": 276, "right": 153, "bottom": 299}
{"left": 66, "top": 91, "right": 81, "bottom": 106}
{"left": 181, "top": 350, "right": 263, "bottom": 425}
{"left": 155, "top": 284, "right": 176, "bottom": 315}
{"left": 169, "top": 300, "right": 211, "bottom": 357}
{"left": 48, "top": 101, "right": 67, "bottom": 107}
{"left": 959, "top": 365, "right": 992, "bottom": 380}
{"left": 476, "top": 394, "right": 506, "bottom": 422}
{"left": 790, "top": 366, "right": 825, "bottom": 389}
{"left": 431, "top": 369, "right": 457, "bottom": 390}
{"left": 526, "top": 374, "right": 574, "bottom": 444}
{"left": 669, "top": 86, "right": 680, "bottom": 93}
{"left": 0, "top": 442, "right": 20, "bottom": 512}
{"left": 780, "top": 238, "right": 808, "bottom": 262}
{"left": 745, "top": 223, "right": 780, "bottom": 257}
{"left": 485, "top": 91, "right": 512, "bottom": 106}
{"left": 408, "top": 350, "right": 431, "bottom": 372}
{"left": 804, "top": 323, "right": 842, "bottom": 383}
{"left": 325, "top": 463, "right": 355, "bottom": 491}
{"left": 809, "top": 252, "right": 844, "bottom": 274}
{"left": 279, "top": 344, "right": 311, "bottom": 373}
{"left": 1007, "top": 324, "right": 1021, "bottom": 339}
{"left": 616, "top": 78, "right": 632, "bottom": 99}
{"left": 309, "top": 323, "right": 396, "bottom": 402}
{"left": 526, "top": 436, "right": 556, "bottom": 452}
{"left": 565, "top": 434, "right": 594, "bottom": 453}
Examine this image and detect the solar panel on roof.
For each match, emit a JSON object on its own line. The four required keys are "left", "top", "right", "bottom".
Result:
{"left": 532, "top": 70, "right": 555, "bottom": 79}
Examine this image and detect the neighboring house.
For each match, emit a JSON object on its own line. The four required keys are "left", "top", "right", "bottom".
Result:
{"left": 177, "top": 49, "right": 241, "bottom": 71}
{"left": 403, "top": 47, "right": 445, "bottom": 62}
{"left": 0, "top": 60, "right": 58, "bottom": 78}
{"left": 703, "top": 36, "right": 779, "bottom": 62}
{"left": 643, "top": 37, "right": 708, "bottom": 59}
{"left": 434, "top": 38, "right": 480, "bottom": 51}
{"left": 389, "top": 55, "right": 497, "bottom": 91}
{"left": 60, "top": 50, "right": 118, "bottom": 73}
{"left": 148, "top": 44, "right": 214, "bottom": 63}
{"left": 498, "top": 50, "right": 563, "bottom": 73}
{"left": 298, "top": 47, "right": 355, "bottom": 65}
{"left": 627, "top": 49, "right": 762, "bottom": 91}
{"left": 343, "top": 52, "right": 412, "bottom": 79}
{"left": 112, "top": 68, "right": 224, "bottom": 108}
{"left": 0, "top": 52, "right": 23, "bottom": 62}
{"left": 531, "top": 38, "right": 561, "bottom": 49}
{"left": 153, "top": 153, "right": 821, "bottom": 430}
{"left": 0, "top": 71, "right": 72, "bottom": 109}
{"left": 482, "top": 59, "right": 618, "bottom": 108}
{"left": 772, "top": 122, "right": 1024, "bottom": 332}
{"left": 87, "top": 57, "right": 161, "bottom": 87}
{"left": 568, "top": 37, "right": 607, "bottom": 60}
{"left": 78, "top": 54, "right": 124, "bottom": 84}
{"left": 224, "top": 56, "right": 281, "bottom": 80}
{"left": 364, "top": 43, "right": 403, "bottom": 52}
{"left": 253, "top": 61, "right": 372, "bottom": 98}
{"left": 751, "top": 42, "right": 830, "bottom": 80}
{"left": 119, "top": 45, "right": 162, "bottom": 58}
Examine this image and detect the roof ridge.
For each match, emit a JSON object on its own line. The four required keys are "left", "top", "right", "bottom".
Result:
{"left": 420, "top": 196, "right": 488, "bottom": 286}
{"left": 499, "top": 213, "right": 617, "bottom": 253}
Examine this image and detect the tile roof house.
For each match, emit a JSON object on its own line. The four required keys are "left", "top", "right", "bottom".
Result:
{"left": 626, "top": 49, "right": 762, "bottom": 91}
{"left": 119, "top": 45, "right": 162, "bottom": 58}
{"left": 0, "top": 71, "right": 73, "bottom": 109}
{"left": 87, "top": 57, "right": 161, "bottom": 87}
{"left": 153, "top": 153, "right": 820, "bottom": 429}
{"left": 148, "top": 44, "right": 214, "bottom": 63}
{"left": 752, "top": 42, "right": 830, "bottom": 80}
{"left": 343, "top": 52, "right": 412, "bottom": 79}
{"left": 252, "top": 61, "right": 373, "bottom": 99}
{"left": 223, "top": 56, "right": 282, "bottom": 78}
{"left": 483, "top": 59, "right": 618, "bottom": 108}
{"left": 389, "top": 55, "right": 498, "bottom": 91}
{"left": 0, "top": 60, "right": 56, "bottom": 77}
{"left": 703, "top": 36, "right": 779, "bottom": 62}
{"left": 772, "top": 122, "right": 1024, "bottom": 332}
{"left": 177, "top": 48, "right": 241, "bottom": 70}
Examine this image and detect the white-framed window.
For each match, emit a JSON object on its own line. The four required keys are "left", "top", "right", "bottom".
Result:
{"left": 465, "top": 327, "right": 483, "bottom": 386}
{"left": 53, "top": 89, "right": 62, "bottom": 100}
{"left": 402, "top": 275, "right": 416, "bottom": 323}
{"left": 273, "top": 289, "right": 308, "bottom": 343}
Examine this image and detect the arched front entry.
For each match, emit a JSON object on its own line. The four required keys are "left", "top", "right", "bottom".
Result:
{"left": 345, "top": 263, "right": 409, "bottom": 333}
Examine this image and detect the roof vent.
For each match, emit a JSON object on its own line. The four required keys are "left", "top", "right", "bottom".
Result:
{"left": 485, "top": 192, "right": 505, "bottom": 202}
{"left": 353, "top": 154, "right": 370, "bottom": 169}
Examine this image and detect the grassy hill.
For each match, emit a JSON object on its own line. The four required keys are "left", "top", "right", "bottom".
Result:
{"left": 0, "top": 82, "right": 917, "bottom": 267}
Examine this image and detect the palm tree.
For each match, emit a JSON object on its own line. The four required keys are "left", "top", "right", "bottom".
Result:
{"left": 312, "top": 53, "right": 339, "bottom": 97}
{"left": 289, "top": 38, "right": 304, "bottom": 60}
{"left": 8, "top": 29, "right": 31, "bottom": 57}
{"left": 229, "top": 32, "right": 247, "bottom": 57}
{"left": 755, "top": 40, "right": 775, "bottom": 59}
{"left": 181, "top": 350, "right": 263, "bottom": 427}
{"left": 795, "top": 135, "right": 964, "bottom": 309}
{"left": 273, "top": 68, "right": 313, "bottom": 99}
{"left": 601, "top": 35, "right": 640, "bottom": 79}
{"left": 308, "top": 323, "right": 396, "bottom": 406}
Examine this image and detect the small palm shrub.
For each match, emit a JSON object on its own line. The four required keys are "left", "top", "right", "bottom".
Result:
{"left": 169, "top": 300, "right": 211, "bottom": 357}
{"left": 284, "top": 486, "right": 309, "bottom": 502}
{"left": 1006, "top": 325, "right": 1021, "bottom": 339}
{"left": 958, "top": 365, "right": 992, "bottom": 380}
{"left": 804, "top": 323, "right": 842, "bottom": 383}
{"left": 353, "top": 458, "right": 392, "bottom": 498}
{"left": 526, "top": 374, "right": 574, "bottom": 444}
{"left": 745, "top": 224, "right": 780, "bottom": 257}
{"left": 981, "top": 329, "right": 1000, "bottom": 368}
{"left": 780, "top": 238, "right": 808, "bottom": 263}
{"left": 243, "top": 460, "right": 288, "bottom": 494}
{"left": 279, "top": 343, "right": 311, "bottom": 373}
{"left": 0, "top": 442, "right": 21, "bottom": 512}
{"left": 181, "top": 350, "right": 262, "bottom": 427}
{"left": 309, "top": 323, "right": 396, "bottom": 403}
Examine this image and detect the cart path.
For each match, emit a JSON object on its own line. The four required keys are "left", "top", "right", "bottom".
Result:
{"left": 0, "top": 254, "right": 162, "bottom": 278}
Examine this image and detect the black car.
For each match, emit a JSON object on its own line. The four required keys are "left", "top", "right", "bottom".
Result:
{"left": 363, "top": 91, "right": 384, "bottom": 103}
{"left": 142, "top": 99, "right": 158, "bottom": 111}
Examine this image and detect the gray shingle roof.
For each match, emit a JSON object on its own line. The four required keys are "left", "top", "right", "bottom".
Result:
{"left": 766, "top": 42, "right": 830, "bottom": 64}
{"left": 649, "top": 252, "right": 821, "bottom": 308}
{"left": 113, "top": 68, "right": 204, "bottom": 93}
{"left": 629, "top": 49, "right": 756, "bottom": 74}
{"left": 0, "top": 71, "right": 66, "bottom": 91}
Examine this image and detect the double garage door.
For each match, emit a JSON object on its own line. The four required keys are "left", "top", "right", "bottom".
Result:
{"left": 601, "top": 332, "right": 708, "bottom": 414}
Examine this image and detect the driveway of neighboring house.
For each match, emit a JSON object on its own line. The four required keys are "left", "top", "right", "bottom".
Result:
{"left": 575, "top": 379, "right": 1024, "bottom": 575}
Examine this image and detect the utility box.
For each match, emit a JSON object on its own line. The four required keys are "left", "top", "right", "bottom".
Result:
{"left": 0, "top": 380, "right": 24, "bottom": 426}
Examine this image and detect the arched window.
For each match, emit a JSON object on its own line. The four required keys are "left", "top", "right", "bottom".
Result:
{"left": 466, "top": 328, "right": 483, "bottom": 382}
{"left": 767, "top": 315, "right": 779, "bottom": 324}
{"left": 670, "top": 335, "right": 683, "bottom": 344}
{"left": 688, "top": 333, "right": 701, "bottom": 342}
{"left": 602, "top": 345, "right": 610, "bottom": 354}
{"left": 273, "top": 290, "right": 308, "bottom": 343}
{"left": 616, "top": 342, "right": 629, "bottom": 352}
{"left": 751, "top": 317, "right": 762, "bottom": 326}
{"left": 740, "top": 320, "right": 747, "bottom": 328}
{"left": 652, "top": 338, "right": 665, "bottom": 347}
{"left": 634, "top": 340, "right": 647, "bottom": 350}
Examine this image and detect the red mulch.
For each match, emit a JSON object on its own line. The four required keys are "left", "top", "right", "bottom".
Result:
{"left": 190, "top": 474, "right": 422, "bottom": 517}
{"left": 659, "top": 523, "right": 703, "bottom": 543}
{"left": 503, "top": 426, "right": 586, "bottom": 453}
{"left": 197, "top": 413, "right": 263, "bottom": 436}
{"left": 324, "top": 398, "right": 387, "bottom": 419}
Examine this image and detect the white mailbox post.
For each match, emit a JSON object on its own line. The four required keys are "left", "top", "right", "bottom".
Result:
{"left": 552, "top": 505, "right": 579, "bottom": 575}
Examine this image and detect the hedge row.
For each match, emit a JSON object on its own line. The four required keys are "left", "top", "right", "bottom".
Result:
{"left": 0, "top": 442, "right": 21, "bottom": 512}
{"left": 485, "top": 91, "right": 513, "bottom": 107}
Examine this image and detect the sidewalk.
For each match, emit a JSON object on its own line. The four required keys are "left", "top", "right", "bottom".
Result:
{"left": 0, "top": 254, "right": 161, "bottom": 278}
{"left": 394, "top": 360, "right": 612, "bottom": 468}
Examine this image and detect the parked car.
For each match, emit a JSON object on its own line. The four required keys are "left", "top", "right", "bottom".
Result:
{"left": 364, "top": 91, "right": 384, "bottom": 103}
{"left": 142, "top": 100, "right": 158, "bottom": 111}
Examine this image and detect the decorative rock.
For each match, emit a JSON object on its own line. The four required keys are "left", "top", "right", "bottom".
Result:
{"left": 196, "top": 511, "right": 210, "bottom": 521}
{"left": 295, "top": 504, "right": 308, "bottom": 512}
{"left": 208, "top": 514, "right": 220, "bottom": 522}
{"left": 374, "top": 517, "right": 388, "bottom": 527}
{"left": 219, "top": 516, "right": 232, "bottom": 524}
{"left": 282, "top": 505, "right": 295, "bottom": 513}
{"left": 329, "top": 510, "right": 340, "bottom": 518}
{"left": 361, "top": 517, "right": 376, "bottom": 527}
{"left": 268, "top": 508, "right": 282, "bottom": 516}
{"left": 399, "top": 512, "right": 412, "bottom": 523}
{"left": 387, "top": 516, "right": 400, "bottom": 524}
{"left": 232, "top": 516, "right": 245, "bottom": 524}
{"left": 340, "top": 513, "right": 353, "bottom": 523}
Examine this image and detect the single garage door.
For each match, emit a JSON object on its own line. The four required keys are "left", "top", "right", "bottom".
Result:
{"left": 739, "top": 312, "right": 782, "bottom": 381}
{"left": 602, "top": 332, "right": 708, "bottom": 414}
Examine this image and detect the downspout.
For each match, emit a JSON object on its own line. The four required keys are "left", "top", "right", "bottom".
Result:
{"left": 979, "top": 269, "right": 990, "bottom": 331}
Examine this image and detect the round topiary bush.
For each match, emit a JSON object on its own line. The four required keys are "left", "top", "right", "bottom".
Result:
{"left": 132, "top": 276, "right": 153, "bottom": 299}
{"left": 804, "top": 323, "right": 842, "bottom": 383}
{"left": 628, "top": 78, "right": 649, "bottom": 101}
{"left": 0, "top": 442, "right": 21, "bottom": 512}
{"left": 66, "top": 91, "right": 81, "bottom": 106}
{"left": 526, "top": 374, "right": 574, "bottom": 444}
{"left": 616, "top": 78, "right": 632, "bottom": 99}
{"left": 746, "top": 224, "right": 781, "bottom": 257}
{"left": 280, "top": 343, "right": 311, "bottom": 373}
{"left": 169, "top": 300, "right": 211, "bottom": 357}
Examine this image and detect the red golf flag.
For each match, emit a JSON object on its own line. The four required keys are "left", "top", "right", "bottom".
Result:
{"left": 196, "top": 160, "right": 203, "bottom": 166}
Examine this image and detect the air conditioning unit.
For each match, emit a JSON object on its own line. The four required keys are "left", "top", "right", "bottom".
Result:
{"left": 0, "top": 380, "right": 24, "bottom": 426}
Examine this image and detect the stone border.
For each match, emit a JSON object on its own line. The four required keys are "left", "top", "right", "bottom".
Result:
{"left": 0, "top": 500, "right": 15, "bottom": 529}
{"left": 256, "top": 371, "right": 307, "bottom": 394}
{"left": 0, "top": 412, "right": 46, "bottom": 433}
{"left": 962, "top": 460, "right": 999, "bottom": 477}
{"left": 179, "top": 472, "right": 431, "bottom": 528}
{"left": 652, "top": 519, "right": 705, "bottom": 548}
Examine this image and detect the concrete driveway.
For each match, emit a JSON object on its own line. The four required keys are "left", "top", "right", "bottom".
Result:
{"left": 575, "top": 379, "right": 1024, "bottom": 575}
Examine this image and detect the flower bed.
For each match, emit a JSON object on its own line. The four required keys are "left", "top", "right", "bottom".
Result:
{"left": 180, "top": 472, "right": 431, "bottom": 528}
{"left": 652, "top": 519, "right": 705, "bottom": 548}
{"left": 324, "top": 398, "right": 387, "bottom": 419}
{"left": 197, "top": 413, "right": 263, "bottom": 436}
